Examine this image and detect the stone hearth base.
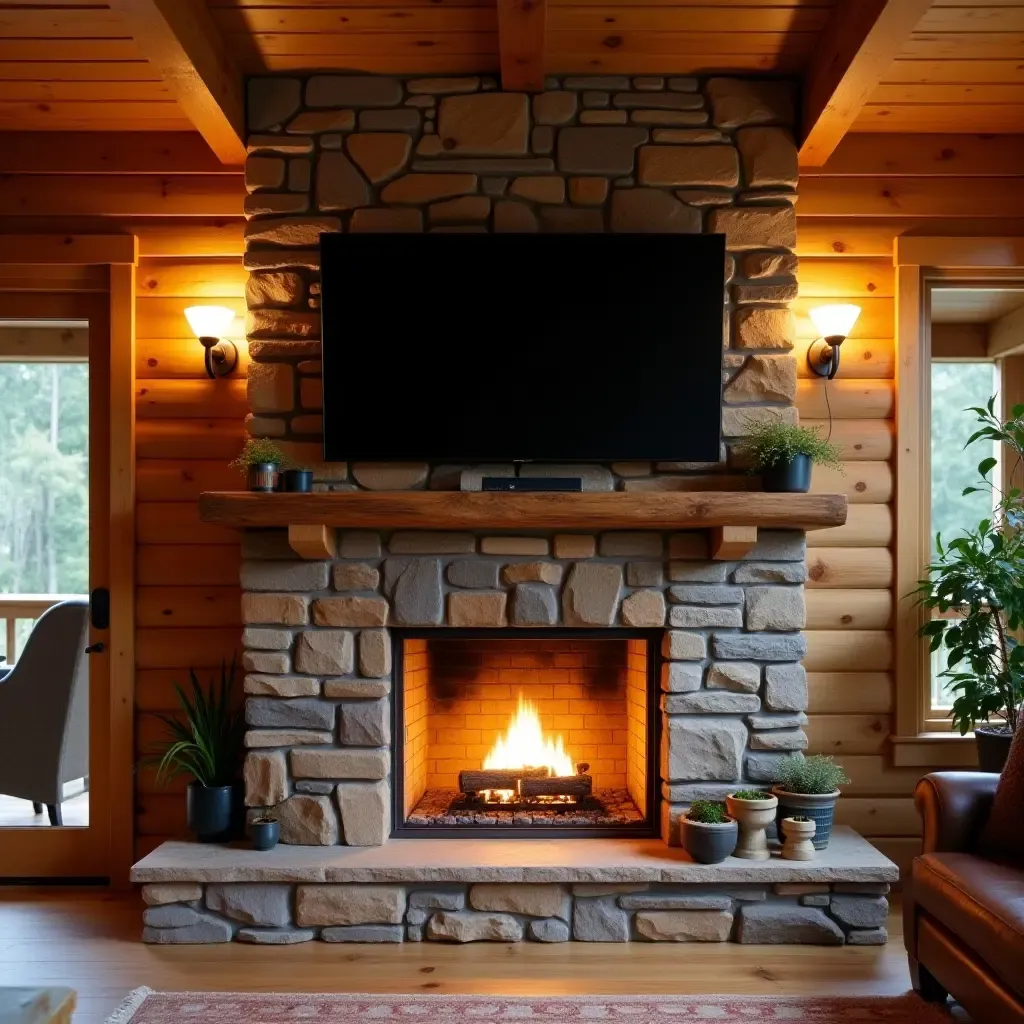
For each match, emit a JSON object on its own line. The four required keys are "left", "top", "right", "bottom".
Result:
{"left": 132, "top": 828, "right": 896, "bottom": 946}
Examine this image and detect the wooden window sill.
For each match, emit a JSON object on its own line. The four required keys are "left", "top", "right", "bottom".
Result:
{"left": 890, "top": 733, "right": 980, "bottom": 768}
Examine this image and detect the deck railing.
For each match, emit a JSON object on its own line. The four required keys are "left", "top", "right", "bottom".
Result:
{"left": 0, "top": 595, "right": 84, "bottom": 664}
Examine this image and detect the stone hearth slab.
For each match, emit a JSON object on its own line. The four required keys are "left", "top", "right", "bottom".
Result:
{"left": 132, "top": 827, "right": 896, "bottom": 885}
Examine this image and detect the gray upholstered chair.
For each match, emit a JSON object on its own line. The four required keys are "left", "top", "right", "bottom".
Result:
{"left": 0, "top": 599, "right": 90, "bottom": 825}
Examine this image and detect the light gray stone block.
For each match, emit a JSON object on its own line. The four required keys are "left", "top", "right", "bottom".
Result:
{"left": 749, "top": 729, "right": 806, "bottom": 751}
{"left": 662, "top": 631, "right": 707, "bottom": 661}
{"left": 748, "top": 712, "right": 807, "bottom": 730}
{"left": 745, "top": 751, "right": 796, "bottom": 782}
{"left": 322, "top": 925, "right": 405, "bottom": 942}
{"left": 296, "top": 885, "right": 405, "bottom": 925}
{"left": 563, "top": 563, "right": 622, "bottom": 626}
{"left": 358, "top": 629, "right": 391, "bottom": 679}
{"left": 530, "top": 918, "right": 570, "bottom": 942}
{"left": 829, "top": 896, "right": 888, "bottom": 929}
{"left": 664, "top": 717, "right": 746, "bottom": 782}
{"left": 142, "top": 884, "right": 202, "bottom": 906}
{"left": 390, "top": 532, "right": 476, "bottom": 554}
{"left": 427, "top": 911, "right": 523, "bottom": 942}
{"left": 738, "top": 904, "right": 844, "bottom": 945}
{"left": 712, "top": 633, "right": 806, "bottom": 661}
{"left": 622, "top": 589, "right": 666, "bottom": 627}
{"left": 340, "top": 531, "right": 381, "bottom": 558}
{"left": 573, "top": 898, "right": 630, "bottom": 941}
{"left": 620, "top": 894, "right": 732, "bottom": 911}
{"left": 338, "top": 699, "right": 390, "bottom": 747}
{"left": 243, "top": 627, "right": 293, "bottom": 651}
{"left": 845, "top": 927, "right": 888, "bottom": 946}
{"left": 739, "top": 531, "right": 805, "bottom": 562}
{"left": 670, "top": 606, "right": 743, "bottom": 628}
{"left": 512, "top": 583, "right": 559, "bottom": 626}
{"left": 143, "top": 914, "right": 234, "bottom": 944}
{"left": 746, "top": 586, "right": 805, "bottom": 631}
{"left": 407, "top": 924, "right": 424, "bottom": 941}
{"left": 764, "top": 664, "right": 808, "bottom": 711}
{"left": 324, "top": 679, "right": 391, "bottom": 699}
{"left": 661, "top": 662, "right": 703, "bottom": 693}
{"left": 800, "top": 895, "right": 830, "bottom": 907}
{"left": 733, "top": 563, "right": 807, "bottom": 584}
{"left": 833, "top": 883, "right": 891, "bottom": 894}
{"left": 447, "top": 560, "right": 501, "bottom": 588}
{"left": 277, "top": 794, "right": 340, "bottom": 846}
{"left": 385, "top": 558, "right": 444, "bottom": 625}
{"left": 634, "top": 910, "right": 733, "bottom": 942}
{"left": 143, "top": 904, "right": 204, "bottom": 928}
{"left": 241, "top": 561, "right": 329, "bottom": 592}
{"left": 668, "top": 561, "right": 729, "bottom": 583}
{"left": 409, "top": 890, "right": 466, "bottom": 911}
{"left": 406, "top": 908, "right": 429, "bottom": 925}
{"left": 663, "top": 692, "right": 760, "bottom": 713}
{"left": 668, "top": 585, "right": 743, "bottom": 606}
{"left": 205, "top": 884, "right": 291, "bottom": 927}
{"left": 707, "top": 662, "right": 760, "bottom": 693}
{"left": 337, "top": 780, "right": 390, "bottom": 846}
{"left": 470, "top": 884, "right": 569, "bottom": 919}
{"left": 295, "top": 630, "right": 354, "bottom": 675}
{"left": 245, "top": 698, "right": 334, "bottom": 730}
{"left": 626, "top": 561, "right": 664, "bottom": 587}
{"left": 237, "top": 928, "right": 315, "bottom": 944}
{"left": 295, "top": 781, "right": 335, "bottom": 795}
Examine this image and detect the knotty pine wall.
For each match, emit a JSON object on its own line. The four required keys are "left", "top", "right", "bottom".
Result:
{"left": 5, "top": 130, "right": 1024, "bottom": 864}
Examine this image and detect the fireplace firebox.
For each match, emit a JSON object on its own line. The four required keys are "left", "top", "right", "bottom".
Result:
{"left": 392, "top": 630, "right": 661, "bottom": 838}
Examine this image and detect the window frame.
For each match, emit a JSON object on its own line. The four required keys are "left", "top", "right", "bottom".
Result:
{"left": 893, "top": 237, "right": 1024, "bottom": 767}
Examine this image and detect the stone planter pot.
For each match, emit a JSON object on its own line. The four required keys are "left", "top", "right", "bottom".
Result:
{"left": 726, "top": 793, "right": 778, "bottom": 861}
{"left": 248, "top": 817, "right": 280, "bottom": 851}
{"left": 762, "top": 454, "right": 812, "bottom": 493}
{"left": 772, "top": 788, "right": 840, "bottom": 851}
{"left": 247, "top": 462, "right": 279, "bottom": 493}
{"left": 975, "top": 725, "right": 1014, "bottom": 773}
{"left": 680, "top": 816, "right": 738, "bottom": 864}
{"left": 781, "top": 816, "right": 817, "bottom": 860}
{"left": 186, "top": 781, "right": 234, "bottom": 843}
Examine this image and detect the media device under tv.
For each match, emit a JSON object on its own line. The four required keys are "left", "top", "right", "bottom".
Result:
{"left": 320, "top": 233, "right": 725, "bottom": 464}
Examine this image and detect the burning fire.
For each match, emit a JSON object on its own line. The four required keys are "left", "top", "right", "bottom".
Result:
{"left": 483, "top": 693, "right": 574, "bottom": 778}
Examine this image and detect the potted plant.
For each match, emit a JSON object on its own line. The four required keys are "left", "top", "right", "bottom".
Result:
{"left": 148, "top": 660, "right": 245, "bottom": 843}
{"left": 726, "top": 789, "right": 778, "bottom": 861}
{"left": 680, "top": 800, "right": 738, "bottom": 864}
{"left": 772, "top": 754, "right": 850, "bottom": 850}
{"left": 740, "top": 422, "right": 844, "bottom": 493}
{"left": 780, "top": 816, "right": 816, "bottom": 861}
{"left": 916, "top": 398, "right": 1024, "bottom": 773}
{"left": 231, "top": 438, "right": 288, "bottom": 493}
{"left": 248, "top": 810, "right": 280, "bottom": 851}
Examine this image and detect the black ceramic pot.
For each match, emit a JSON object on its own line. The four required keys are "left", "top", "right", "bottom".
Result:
{"left": 763, "top": 453, "right": 812, "bottom": 493}
{"left": 975, "top": 726, "right": 1013, "bottom": 773}
{"left": 282, "top": 469, "right": 313, "bottom": 493}
{"left": 248, "top": 817, "right": 280, "bottom": 851}
{"left": 680, "top": 817, "right": 738, "bottom": 864}
{"left": 186, "top": 781, "right": 234, "bottom": 843}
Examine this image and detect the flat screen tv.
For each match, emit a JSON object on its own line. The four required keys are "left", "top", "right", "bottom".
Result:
{"left": 320, "top": 232, "right": 725, "bottom": 464}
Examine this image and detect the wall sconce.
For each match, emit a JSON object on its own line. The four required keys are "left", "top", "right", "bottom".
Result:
{"left": 806, "top": 304, "right": 862, "bottom": 380}
{"left": 185, "top": 305, "right": 238, "bottom": 379}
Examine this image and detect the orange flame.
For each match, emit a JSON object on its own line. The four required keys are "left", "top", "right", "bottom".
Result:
{"left": 483, "top": 693, "right": 574, "bottom": 777}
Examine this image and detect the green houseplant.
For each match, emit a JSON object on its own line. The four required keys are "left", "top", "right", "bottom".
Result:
{"left": 726, "top": 788, "right": 778, "bottom": 861}
{"left": 915, "top": 398, "right": 1024, "bottom": 772}
{"left": 231, "top": 438, "right": 288, "bottom": 493}
{"left": 771, "top": 755, "right": 850, "bottom": 850}
{"left": 740, "top": 422, "right": 844, "bottom": 493}
{"left": 680, "top": 800, "right": 738, "bottom": 864}
{"left": 148, "top": 660, "right": 245, "bottom": 843}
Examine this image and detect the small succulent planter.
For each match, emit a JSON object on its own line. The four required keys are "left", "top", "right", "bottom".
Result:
{"left": 680, "top": 816, "right": 738, "bottom": 865}
{"left": 781, "top": 816, "right": 817, "bottom": 860}
{"left": 772, "top": 788, "right": 840, "bottom": 851}
{"left": 726, "top": 791, "right": 778, "bottom": 861}
{"left": 248, "top": 815, "right": 280, "bottom": 851}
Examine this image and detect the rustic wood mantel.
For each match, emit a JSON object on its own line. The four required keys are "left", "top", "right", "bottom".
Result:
{"left": 199, "top": 491, "right": 848, "bottom": 561}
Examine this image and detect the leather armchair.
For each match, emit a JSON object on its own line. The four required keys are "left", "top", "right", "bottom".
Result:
{"left": 905, "top": 772, "right": 1024, "bottom": 1022}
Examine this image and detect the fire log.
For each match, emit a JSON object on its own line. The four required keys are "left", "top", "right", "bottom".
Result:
{"left": 520, "top": 775, "right": 594, "bottom": 799}
{"left": 458, "top": 767, "right": 549, "bottom": 794}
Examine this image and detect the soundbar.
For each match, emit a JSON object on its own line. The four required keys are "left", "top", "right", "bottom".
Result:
{"left": 481, "top": 477, "right": 583, "bottom": 493}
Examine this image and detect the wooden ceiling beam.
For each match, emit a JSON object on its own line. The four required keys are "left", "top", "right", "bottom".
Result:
{"left": 108, "top": 0, "right": 245, "bottom": 165}
{"left": 989, "top": 303, "right": 1024, "bottom": 360}
{"left": 497, "top": 0, "right": 547, "bottom": 93}
{"left": 799, "top": 0, "right": 933, "bottom": 168}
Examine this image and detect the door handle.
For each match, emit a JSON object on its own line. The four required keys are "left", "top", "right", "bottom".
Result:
{"left": 85, "top": 642, "right": 105, "bottom": 655}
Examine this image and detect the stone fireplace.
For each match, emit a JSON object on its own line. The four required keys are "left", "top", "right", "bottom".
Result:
{"left": 128, "top": 72, "right": 898, "bottom": 948}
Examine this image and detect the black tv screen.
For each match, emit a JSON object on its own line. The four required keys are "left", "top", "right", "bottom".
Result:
{"left": 320, "top": 232, "right": 725, "bottom": 463}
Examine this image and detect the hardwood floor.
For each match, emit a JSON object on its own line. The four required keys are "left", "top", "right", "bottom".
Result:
{"left": 0, "top": 791, "right": 89, "bottom": 828}
{"left": 0, "top": 890, "right": 924, "bottom": 1024}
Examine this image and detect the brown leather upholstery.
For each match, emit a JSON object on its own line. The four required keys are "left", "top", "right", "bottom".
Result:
{"left": 912, "top": 852, "right": 1024, "bottom": 998}
{"left": 906, "top": 772, "right": 1024, "bottom": 1024}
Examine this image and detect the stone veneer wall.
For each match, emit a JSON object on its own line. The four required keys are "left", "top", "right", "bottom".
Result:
{"left": 241, "top": 527, "right": 809, "bottom": 848}
{"left": 242, "top": 72, "right": 800, "bottom": 485}
{"left": 237, "top": 72, "right": 809, "bottom": 850}
{"left": 140, "top": 879, "right": 890, "bottom": 946}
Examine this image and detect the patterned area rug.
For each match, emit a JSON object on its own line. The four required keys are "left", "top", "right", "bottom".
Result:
{"left": 109, "top": 989, "right": 953, "bottom": 1024}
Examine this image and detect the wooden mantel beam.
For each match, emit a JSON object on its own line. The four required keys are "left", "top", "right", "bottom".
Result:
{"left": 497, "top": 0, "right": 547, "bottom": 93}
{"left": 799, "top": 0, "right": 933, "bottom": 168}
{"left": 108, "top": 0, "right": 246, "bottom": 165}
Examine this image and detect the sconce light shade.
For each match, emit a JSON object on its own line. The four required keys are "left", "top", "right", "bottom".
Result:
{"left": 184, "top": 305, "right": 238, "bottom": 379}
{"left": 809, "top": 303, "right": 862, "bottom": 341}
{"left": 185, "top": 305, "right": 236, "bottom": 340}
